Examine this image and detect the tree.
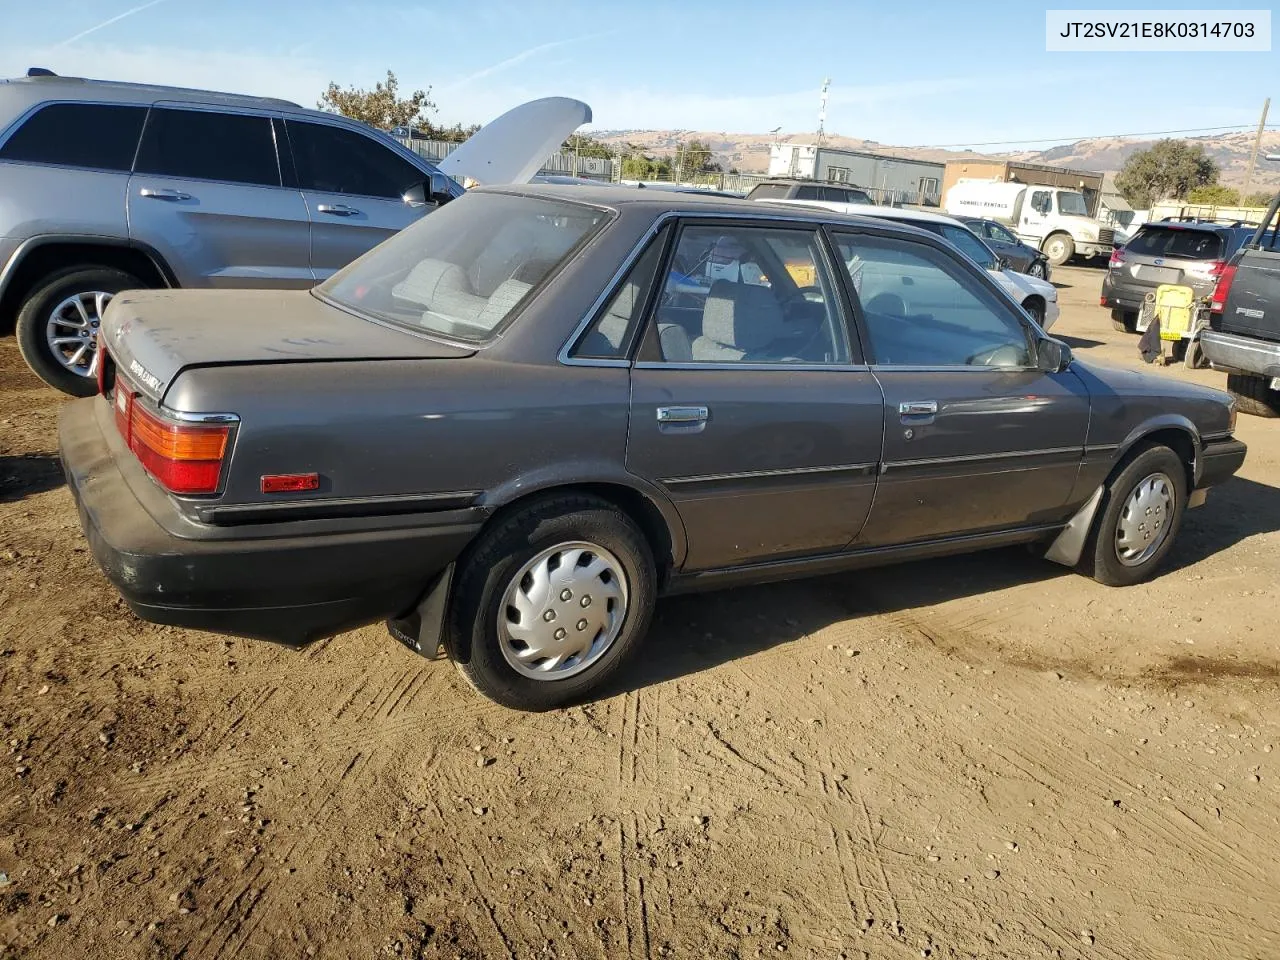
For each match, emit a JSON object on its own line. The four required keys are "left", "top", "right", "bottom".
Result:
{"left": 1114, "top": 139, "right": 1219, "bottom": 209}
{"left": 672, "top": 139, "right": 720, "bottom": 180}
{"left": 621, "top": 153, "right": 672, "bottom": 181}
{"left": 562, "top": 133, "right": 613, "bottom": 159}
{"left": 1186, "top": 184, "right": 1240, "bottom": 205}
{"left": 1242, "top": 190, "right": 1277, "bottom": 207}
{"left": 319, "top": 70, "right": 434, "bottom": 130}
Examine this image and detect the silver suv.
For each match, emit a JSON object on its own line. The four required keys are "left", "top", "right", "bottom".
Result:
{"left": 0, "top": 70, "right": 461, "bottom": 395}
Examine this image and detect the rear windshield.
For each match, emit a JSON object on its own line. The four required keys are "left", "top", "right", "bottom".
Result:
{"left": 317, "top": 192, "right": 609, "bottom": 342}
{"left": 747, "top": 183, "right": 791, "bottom": 200}
{"left": 1126, "top": 226, "right": 1224, "bottom": 260}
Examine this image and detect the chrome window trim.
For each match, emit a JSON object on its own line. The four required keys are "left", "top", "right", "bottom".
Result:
{"left": 161, "top": 407, "right": 242, "bottom": 425}
{"left": 869, "top": 364, "right": 1043, "bottom": 374}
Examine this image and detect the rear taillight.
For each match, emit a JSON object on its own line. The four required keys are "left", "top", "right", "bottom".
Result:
{"left": 1208, "top": 259, "right": 1228, "bottom": 279}
{"left": 113, "top": 390, "right": 230, "bottom": 494}
{"left": 1210, "top": 263, "right": 1238, "bottom": 314}
{"left": 1109, "top": 248, "right": 1126, "bottom": 268}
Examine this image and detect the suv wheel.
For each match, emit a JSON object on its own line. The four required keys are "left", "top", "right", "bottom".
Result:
{"left": 1083, "top": 444, "right": 1187, "bottom": 587}
{"left": 447, "top": 494, "right": 656, "bottom": 710}
{"left": 1110, "top": 309, "right": 1137, "bottom": 334}
{"left": 1042, "top": 233, "right": 1075, "bottom": 266}
{"left": 16, "top": 266, "right": 148, "bottom": 396}
{"left": 1226, "top": 373, "right": 1280, "bottom": 418}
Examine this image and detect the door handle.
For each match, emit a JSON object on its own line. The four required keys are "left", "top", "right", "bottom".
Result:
{"left": 316, "top": 203, "right": 361, "bottom": 217}
{"left": 656, "top": 405, "right": 709, "bottom": 424}
{"left": 139, "top": 187, "right": 192, "bottom": 201}
{"left": 899, "top": 401, "right": 937, "bottom": 417}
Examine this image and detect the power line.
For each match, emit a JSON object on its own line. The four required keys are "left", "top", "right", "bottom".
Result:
{"left": 910, "top": 122, "right": 1280, "bottom": 149}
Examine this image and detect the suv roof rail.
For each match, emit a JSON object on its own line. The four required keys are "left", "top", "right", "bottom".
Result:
{"left": 26, "top": 67, "right": 57, "bottom": 77}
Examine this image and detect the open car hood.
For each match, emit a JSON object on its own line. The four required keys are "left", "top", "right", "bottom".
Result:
{"left": 437, "top": 97, "right": 592, "bottom": 186}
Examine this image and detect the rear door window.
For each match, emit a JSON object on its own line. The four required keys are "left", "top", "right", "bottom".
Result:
{"left": 747, "top": 183, "right": 791, "bottom": 201}
{"left": 794, "top": 185, "right": 822, "bottom": 201}
{"left": 0, "top": 102, "right": 146, "bottom": 171}
{"left": 1127, "top": 227, "right": 1224, "bottom": 260}
{"left": 286, "top": 120, "right": 426, "bottom": 199}
{"left": 135, "top": 108, "right": 280, "bottom": 186}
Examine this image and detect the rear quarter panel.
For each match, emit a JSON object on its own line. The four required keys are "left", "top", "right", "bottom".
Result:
{"left": 164, "top": 357, "right": 632, "bottom": 506}
{"left": 0, "top": 163, "right": 129, "bottom": 241}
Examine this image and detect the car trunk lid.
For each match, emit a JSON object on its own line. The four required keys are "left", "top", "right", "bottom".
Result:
{"left": 101, "top": 288, "right": 473, "bottom": 403}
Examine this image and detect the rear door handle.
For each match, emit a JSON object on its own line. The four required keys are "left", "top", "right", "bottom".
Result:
{"left": 899, "top": 401, "right": 937, "bottom": 417}
{"left": 139, "top": 187, "right": 192, "bottom": 201}
{"left": 316, "top": 203, "right": 361, "bottom": 217}
{"left": 656, "top": 405, "right": 709, "bottom": 424}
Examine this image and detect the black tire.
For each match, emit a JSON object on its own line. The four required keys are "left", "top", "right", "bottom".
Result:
{"left": 1183, "top": 337, "right": 1208, "bottom": 370}
{"left": 1023, "top": 299, "right": 1045, "bottom": 326}
{"left": 447, "top": 494, "right": 656, "bottom": 711}
{"left": 15, "top": 266, "right": 147, "bottom": 396}
{"left": 1042, "top": 233, "right": 1075, "bottom": 267}
{"left": 1081, "top": 444, "right": 1188, "bottom": 587}
{"left": 1110, "top": 309, "right": 1137, "bottom": 334}
{"left": 1226, "top": 373, "right": 1280, "bottom": 418}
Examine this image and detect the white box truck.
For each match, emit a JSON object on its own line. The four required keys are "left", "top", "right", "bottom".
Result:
{"left": 944, "top": 179, "right": 1115, "bottom": 266}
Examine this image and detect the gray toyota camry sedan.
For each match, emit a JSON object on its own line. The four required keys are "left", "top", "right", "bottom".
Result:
{"left": 59, "top": 185, "right": 1246, "bottom": 710}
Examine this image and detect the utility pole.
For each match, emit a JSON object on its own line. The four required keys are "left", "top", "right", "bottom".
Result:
{"left": 1243, "top": 97, "right": 1271, "bottom": 197}
{"left": 817, "top": 78, "right": 831, "bottom": 147}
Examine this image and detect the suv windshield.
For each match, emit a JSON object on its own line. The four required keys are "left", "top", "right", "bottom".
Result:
{"left": 1057, "top": 192, "right": 1089, "bottom": 216}
{"left": 1126, "top": 226, "right": 1225, "bottom": 260}
{"left": 317, "top": 192, "right": 608, "bottom": 342}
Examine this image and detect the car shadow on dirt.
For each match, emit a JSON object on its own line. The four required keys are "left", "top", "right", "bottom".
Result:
{"left": 0, "top": 454, "right": 64, "bottom": 502}
{"left": 1056, "top": 334, "right": 1106, "bottom": 351}
{"left": 609, "top": 546, "right": 1067, "bottom": 697}
{"left": 1170, "top": 475, "right": 1280, "bottom": 571}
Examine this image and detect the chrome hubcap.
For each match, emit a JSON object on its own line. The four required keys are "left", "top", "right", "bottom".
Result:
{"left": 498, "top": 541, "right": 628, "bottom": 680}
{"left": 46, "top": 291, "right": 113, "bottom": 378}
{"left": 1115, "top": 472, "right": 1174, "bottom": 566}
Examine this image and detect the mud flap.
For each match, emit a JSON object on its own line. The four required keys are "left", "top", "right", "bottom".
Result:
{"left": 1044, "top": 486, "right": 1104, "bottom": 567}
{"left": 387, "top": 563, "right": 454, "bottom": 661}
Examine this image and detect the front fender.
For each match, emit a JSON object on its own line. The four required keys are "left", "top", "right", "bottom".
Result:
{"left": 1116, "top": 414, "right": 1202, "bottom": 481}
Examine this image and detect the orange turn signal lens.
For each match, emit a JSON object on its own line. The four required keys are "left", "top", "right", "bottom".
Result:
{"left": 130, "top": 404, "right": 229, "bottom": 461}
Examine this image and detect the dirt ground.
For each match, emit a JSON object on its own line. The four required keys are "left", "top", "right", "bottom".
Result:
{"left": 2, "top": 265, "right": 1280, "bottom": 960}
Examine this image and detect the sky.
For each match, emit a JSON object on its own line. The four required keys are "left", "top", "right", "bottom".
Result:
{"left": 0, "top": 0, "right": 1276, "bottom": 150}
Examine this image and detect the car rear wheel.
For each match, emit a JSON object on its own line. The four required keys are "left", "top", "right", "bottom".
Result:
{"left": 1042, "top": 233, "right": 1075, "bottom": 266}
{"left": 1083, "top": 444, "right": 1187, "bottom": 587}
{"left": 448, "top": 493, "right": 656, "bottom": 710}
{"left": 1226, "top": 373, "right": 1280, "bottom": 418}
{"left": 1110, "top": 309, "right": 1137, "bottom": 334}
{"left": 15, "top": 266, "right": 147, "bottom": 397}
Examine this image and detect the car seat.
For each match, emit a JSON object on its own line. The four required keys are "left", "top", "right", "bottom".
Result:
{"left": 691, "top": 280, "right": 789, "bottom": 362}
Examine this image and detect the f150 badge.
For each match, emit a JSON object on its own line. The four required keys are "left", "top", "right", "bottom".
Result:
{"left": 128, "top": 358, "right": 164, "bottom": 394}
{"left": 1235, "top": 306, "right": 1266, "bottom": 319}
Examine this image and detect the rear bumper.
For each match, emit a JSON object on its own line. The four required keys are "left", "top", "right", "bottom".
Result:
{"left": 1198, "top": 437, "right": 1247, "bottom": 490}
{"left": 1201, "top": 329, "right": 1280, "bottom": 379}
{"left": 58, "top": 398, "right": 483, "bottom": 646}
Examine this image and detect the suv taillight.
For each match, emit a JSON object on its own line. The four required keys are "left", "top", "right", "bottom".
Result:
{"left": 113, "top": 390, "right": 230, "bottom": 494}
{"left": 1109, "top": 247, "right": 1126, "bottom": 268}
{"left": 1207, "top": 259, "right": 1228, "bottom": 279}
{"left": 1210, "top": 262, "right": 1238, "bottom": 314}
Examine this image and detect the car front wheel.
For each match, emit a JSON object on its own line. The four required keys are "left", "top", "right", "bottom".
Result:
{"left": 448, "top": 493, "right": 656, "bottom": 710}
{"left": 1084, "top": 444, "right": 1187, "bottom": 587}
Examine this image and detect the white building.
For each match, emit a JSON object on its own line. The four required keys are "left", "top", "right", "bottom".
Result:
{"left": 766, "top": 143, "right": 944, "bottom": 204}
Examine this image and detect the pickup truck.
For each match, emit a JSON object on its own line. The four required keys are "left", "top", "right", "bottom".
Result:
{"left": 1200, "top": 195, "right": 1280, "bottom": 417}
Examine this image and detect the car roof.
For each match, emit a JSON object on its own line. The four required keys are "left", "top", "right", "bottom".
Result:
{"left": 0, "top": 71, "right": 306, "bottom": 114}
{"left": 480, "top": 183, "right": 950, "bottom": 242}
{"left": 763, "top": 198, "right": 968, "bottom": 229}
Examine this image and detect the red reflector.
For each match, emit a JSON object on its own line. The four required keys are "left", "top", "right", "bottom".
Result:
{"left": 1099, "top": 297, "right": 1107, "bottom": 306}
{"left": 261, "top": 473, "right": 319, "bottom": 493}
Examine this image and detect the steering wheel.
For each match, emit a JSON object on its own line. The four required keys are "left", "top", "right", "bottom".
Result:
{"left": 967, "top": 343, "right": 1026, "bottom": 367}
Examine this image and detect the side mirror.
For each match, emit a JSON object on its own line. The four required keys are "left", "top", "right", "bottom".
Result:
{"left": 1037, "top": 337, "right": 1072, "bottom": 373}
{"left": 404, "top": 174, "right": 454, "bottom": 207}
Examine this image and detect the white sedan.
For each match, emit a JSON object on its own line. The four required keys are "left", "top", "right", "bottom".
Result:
{"left": 761, "top": 199, "right": 1061, "bottom": 330}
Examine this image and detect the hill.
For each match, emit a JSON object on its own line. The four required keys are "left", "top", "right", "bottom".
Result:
{"left": 589, "top": 128, "right": 1280, "bottom": 190}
